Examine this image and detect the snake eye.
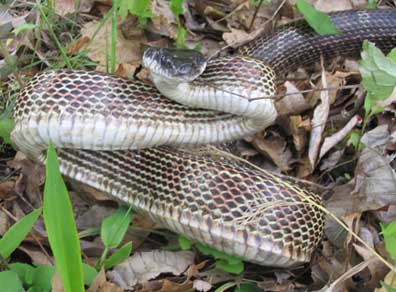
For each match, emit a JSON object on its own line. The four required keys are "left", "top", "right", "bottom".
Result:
{"left": 178, "top": 64, "right": 191, "bottom": 75}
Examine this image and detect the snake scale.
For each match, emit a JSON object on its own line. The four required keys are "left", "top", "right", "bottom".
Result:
{"left": 11, "top": 9, "right": 396, "bottom": 267}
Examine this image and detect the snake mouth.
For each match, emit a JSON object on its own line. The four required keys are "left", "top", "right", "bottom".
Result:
{"left": 142, "top": 47, "right": 207, "bottom": 82}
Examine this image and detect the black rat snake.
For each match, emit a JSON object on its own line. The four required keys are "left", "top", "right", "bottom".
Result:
{"left": 11, "top": 9, "right": 396, "bottom": 267}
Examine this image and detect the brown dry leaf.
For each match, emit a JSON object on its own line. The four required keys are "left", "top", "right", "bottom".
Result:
{"left": 324, "top": 125, "right": 395, "bottom": 216}
{"left": 149, "top": 0, "right": 178, "bottom": 38}
{"left": 54, "top": 0, "right": 94, "bottom": 16}
{"left": 257, "top": 278, "right": 300, "bottom": 291}
{"left": 375, "top": 204, "right": 396, "bottom": 224}
{"left": 290, "top": 115, "right": 309, "bottom": 152}
{"left": 361, "top": 124, "right": 389, "bottom": 148}
{"left": 19, "top": 244, "right": 53, "bottom": 265}
{"left": 307, "top": 72, "right": 345, "bottom": 108}
{"left": 223, "top": 28, "right": 254, "bottom": 48}
{"left": 193, "top": 279, "right": 212, "bottom": 292}
{"left": 155, "top": 278, "right": 193, "bottom": 292}
{"left": 353, "top": 147, "right": 396, "bottom": 206}
{"left": 80, "top": 18, "right": 144, "bottom": 70}
{"left": 313, "top": 257, "right": 377, "bottom": 292}
{"left": 76, "top": 205, "right": 115, "bottom": 230}
{"left": 67, "top": 36, "right": 90, "bottom": 55}
{"left": 252, "top": 130, "right": 293, "bottom": 171}
{"left": 8, "top": 152, "right": 45, "bottom": 207}
{"left": 88, "top": 268, "right": 123, "bottom": 292}
{"left": 107, "top": 250, "right": 195, "bottom": 289}
{"left": 375, "top": 270, "right": 396, "bottom": 292}
{"left": 353, "top": 244, "right": 389, "bottom": 290}
{"left": 308, "top": 69, "right": 330, "bottom": 170}
{"left": 314, "top": 0, "right": 352, "bottom": 12}
{"left": 276, "top": 81, "right": 311, "bottom": 116}
{"left": 319, "top": 149, "right": 344, "bottom": 171}
{"left": 319, "top": 115, "right": 361, "bottom": 160}
{"left": 0, "top": 180, "right": 16, "bottom": 200}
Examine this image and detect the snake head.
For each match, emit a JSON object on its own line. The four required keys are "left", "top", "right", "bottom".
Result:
{"left": 142, "top": 47, "right": 207, "bottom": 82}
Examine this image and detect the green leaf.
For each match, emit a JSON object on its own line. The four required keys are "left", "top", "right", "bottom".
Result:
{"left": 178, "top": 235, "right": 193, "bottom": 250}
{"left": 216, "top": 259, "right": 244, "bottom": 274}
{"left": 170, "top": 0, "right": 184, "bottom": 17}
{"left": 348, "top": 131, "right": 361, "bottom": 149}
{"left": 234, "top": 283, "right": 262, "bottom": 292}
{"left": 118, "top": 0, "right": 152, "bottom": 23}
{"left": 367, "top": 0, "right": 378, "bottom": 9}
{"left": 9, "top": 263, "right": 35, "bottom": 286}
{"left": 101, "top": 206, "right": 132, "bottom": 249}
{"left": 359, "top": 41, "right": 396, "bottom": 107}
{"left": 195, "top": 243, "right": 244, "bottom": 273}
{"left": 0, "top": 208, "right": 41, "bottom": 259}
{"left": 82, "top": 264, "right": 97, "bottom": 285}
{"left": 13, "top": 23, "right": 38, "bottom": 36}
{"left": 43, "top": 143, "right": 84, "bottom": 292}
{"left": 0, "top": 118, "right": 14, "bottom": 145}
{"left": 380, "top": 221, "right": 396, "bottom": 261}
{"left": 0, "top": 270, "right": 24, "bottom": 292}
{"left": 104, "top": 241, "right": 132, "bottom": 269}
{"left": 295, "top": 0, "right": 340, "bottom": 35}
{"left": 31, "top": 265, "right": 56, "bottom": 292}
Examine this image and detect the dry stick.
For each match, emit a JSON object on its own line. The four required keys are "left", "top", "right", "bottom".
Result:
{"left": 207, "top": 146, "right": 396, "bottom": 273}
{"left": 200, "top": 81, "right": 361, "bottom": 101}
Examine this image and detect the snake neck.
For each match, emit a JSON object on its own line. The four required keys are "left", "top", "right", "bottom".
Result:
{"left": 149, "top": 56, "right": 279, "bottom": 131}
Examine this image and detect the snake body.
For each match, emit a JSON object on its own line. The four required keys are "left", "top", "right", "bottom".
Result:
{"left": 11, "top": 9, "right": 396, "bottom": 267}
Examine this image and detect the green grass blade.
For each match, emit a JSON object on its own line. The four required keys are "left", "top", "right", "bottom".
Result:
{"left": 104, "top": 241, "right": 132, "bottom": 269}
{"left": 295, "top": 0, "right": 339, "bottom": 35}
{"left": 0, "top": 208, "right": 41, "bottom": 259}
{"left": 43, "top": 142, "right": 84, "bottom": 292}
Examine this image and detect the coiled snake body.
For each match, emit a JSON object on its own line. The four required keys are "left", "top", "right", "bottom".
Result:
{"left": 11, "top": 9, "right": 396, "bottom": 267}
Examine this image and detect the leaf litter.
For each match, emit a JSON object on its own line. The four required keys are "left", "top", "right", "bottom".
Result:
{"left": 2, "top": 0, "right": 396, "bottom": 291}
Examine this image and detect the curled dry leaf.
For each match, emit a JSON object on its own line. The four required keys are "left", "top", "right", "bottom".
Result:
{"left": 313, "top": 257, "right": 378, "bottom": 292}
{"left": 319, "top": 149, "right": 344, "bottom": 171}
{"left": 252, "top": 130, "right": 293, "bottom": 172}
{"left": 276, "top": 81, "right": 311, "bottom": 116}
{"left": 89, "top": 268, "right": 123, "bottom": 292}
{"left": 319, "top": 115, "right": 361, "bottom": 160}
{"left": 193, "top": 279, "right": 212, "bottom": 292}
{"left": 308, "top": 70, "right": 330, "bottom": 170}
{"left": 353, "top": 244, "right": 389, "bottom": 290}
{"left": 290, "top": 115, "right": 309, "bottom": 152}
{"left": 107, "top": 250, "right": 195, "bottom": 289}
{"left": 361, "top": 124, "right": 389, "bottom": 148}
{"left": 7, "top": 152, "right": 45, "bottom": 207}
